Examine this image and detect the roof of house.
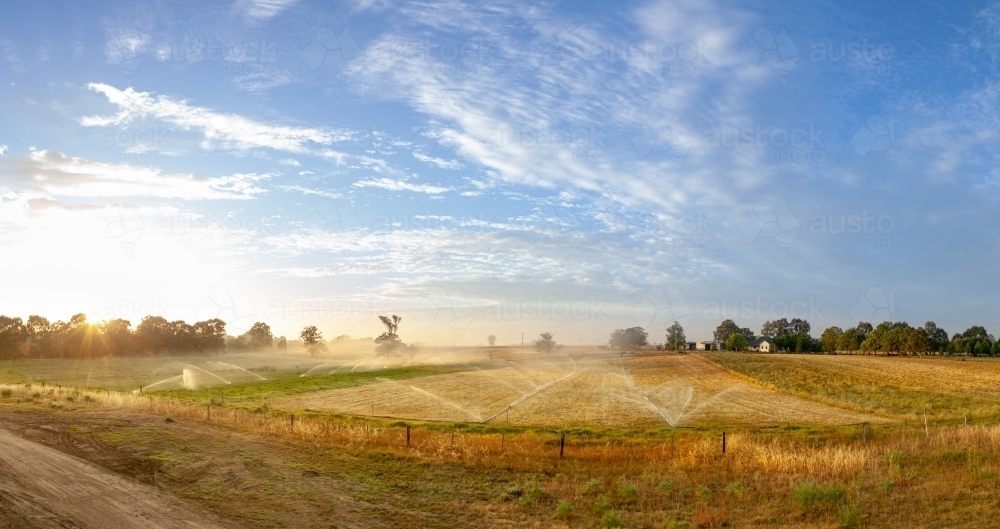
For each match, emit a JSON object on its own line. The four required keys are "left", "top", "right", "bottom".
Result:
{"left": 750, "top": 336, "right": 774, "bottom": 346}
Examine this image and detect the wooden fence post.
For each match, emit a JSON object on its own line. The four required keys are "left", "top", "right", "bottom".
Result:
{"left": 406, "top": 425, "right": 411, "bottom": 447}
{"left": 722, "top": 431, "right": 726, "bottom": 454}
{"left": 207, "top": 405, "right": 211, "bottom": 421}
{"left": 290, "top": 414, "right": 295, "bottom": 430}
{"left": 501, "top": 432, "right": 505, "bottom": 452}
{"left": 862, "top": 422, "right": 868, "bottom": 444}
{"left": 559, "top": 433, "right": 565, "bottom": 458}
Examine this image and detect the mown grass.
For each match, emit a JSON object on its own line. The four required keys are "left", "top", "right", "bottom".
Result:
{"left": 703, "top": 353, "right": 1000, "bottom": 424}
{"left": 152, "top": 365, "right": 470, "bottom": 404}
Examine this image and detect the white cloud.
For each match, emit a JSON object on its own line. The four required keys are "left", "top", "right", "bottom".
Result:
{"left": 2, "top": 150, "right": 270, "bottom": 200}
{"left": 413, "top": 151, "right": 462, "bottom": 170}
{"left": 234, "top": 0, "right": 297, "bottom": 20}
{"left": 0, "top": 144, "right": 7, "bottom": 156}
{"left": 81, "top": 83, "right": 352, "bottom": 154}
{"left": 352, "top": 178, "right": 452, "bottom": 194}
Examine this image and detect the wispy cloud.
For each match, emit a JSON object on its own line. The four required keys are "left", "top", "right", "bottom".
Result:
{"left": 81, "top": 83, "right": 353, "bottom": 154}
{"left": 353, "top": 178, "right": 452, "bottom": 194}
{"left": 234, "top": 0, "right": 298, "bottom": 20}
{"left": 1, "top": 150, "right": 270, "bottom": 200}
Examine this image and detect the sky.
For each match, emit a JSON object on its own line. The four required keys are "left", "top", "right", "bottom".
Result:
{"left": 0, "top": 0, "right": 998, "bottom": 345}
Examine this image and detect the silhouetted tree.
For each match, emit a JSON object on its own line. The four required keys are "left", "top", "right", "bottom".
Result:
{"left": 665, "top": 322, "right": 686, "bottom": 351}
{"left": 375, "top": 315, "right": 404, "bottom": 357}
{"left": 534, "top": 332, "right": 556, "bottom": 355}
{"left": 243, "top": 322, "right": 274, "bottom": 350}
{"left": 300, "top": 326, "right": 327, "bottom": 356}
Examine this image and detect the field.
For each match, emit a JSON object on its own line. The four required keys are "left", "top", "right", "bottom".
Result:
{"left": 5, "top": 351, "right": 1000, "bottom": 527}
{"left": 704, "top": 353, "right": 1000, "bottom": 424}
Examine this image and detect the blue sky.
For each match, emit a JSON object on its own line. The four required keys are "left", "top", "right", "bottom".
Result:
{"left": 1, "top": 0, "right": 998, "bottom": 345}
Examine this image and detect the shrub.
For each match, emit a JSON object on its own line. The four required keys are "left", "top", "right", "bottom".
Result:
{"left": 164, "top": 417, "right": 175, "bottom": 423}
{"left": 695, "top": 485, "right": 711, "bottom": 503}
{"left": 0, "top": 389, "right": 12, "bottom": 399}
{"left": 594, "top": 494, "right": 613, "bottom": 513}
{"left": 724, "top": 481, "right": 747, "bottom": 499}
{"left": 657, "top": 480, "right": 674, "bottom": 493}
{"left": 837, "top": 506, "right": 861, "bottom": 528}
{"left": 554, "top": 501, "right": 572, "bottom": 518}
{"left": 886, "top": 450, "right": 905, "bottom": 473}
{"left": 601, "top": 510, "right": 622, "bottom": 528}
{"left": 793, "top": 481, "right": 845, "bottom": 509}
{"left": 518, "top": 483, "right": 543, "bottom": 506}
{"left": 584, "top": 479, "right": 603, "bottom": 494}
{"left": 617, "top": 482, "right": 639, "bottom": 503}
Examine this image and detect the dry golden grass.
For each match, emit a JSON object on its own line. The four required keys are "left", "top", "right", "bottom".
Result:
{"left": 705, "top": 353, "right": 1000, "bottom": 424}
{"left": 627, "top": 353, "right": 882, "bottom": 427}
{"left": 6, "top": 380, "right": 1000, "bottom": 527}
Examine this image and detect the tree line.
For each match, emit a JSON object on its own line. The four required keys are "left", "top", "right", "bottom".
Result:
{"left": 0, "top": 313, "right": 286, "bottom": 360}
{"left": 606, "top": 317, "right": 999, "bottom": 356}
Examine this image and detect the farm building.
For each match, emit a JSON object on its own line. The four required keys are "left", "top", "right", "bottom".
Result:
{"left": 749, "top": 337, "right": 775, "bottom": 352}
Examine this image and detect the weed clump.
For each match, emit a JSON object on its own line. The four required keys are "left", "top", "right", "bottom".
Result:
{"left": 617, "top": 482, "right": 639, "bottom": 504}
{"left": 554, "top": 500, "right": 572, "bottom": 518}
{"left": 0, "top": 388, "right": 11, "bottom": 399}
{"left": 837, "top": 505, "right": 861, "bottom": 528}
{"left": 600, "top": 510, "right": 622, "bottom": 527}
{"left": 518, "top": 482, "right": 544, "bottom": 506}
{"left": 793, "top": 481, "right": 845, "bottom": 509}
{"left": 164, "top": 417, "right": 175, "bottom": 423}
{"left": 500, "top": 485, "right": 521, "bottom": 502}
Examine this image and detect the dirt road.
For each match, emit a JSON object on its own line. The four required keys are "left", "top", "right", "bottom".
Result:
{"left": 0, "top": 426, "right": 228, "bottom": 529}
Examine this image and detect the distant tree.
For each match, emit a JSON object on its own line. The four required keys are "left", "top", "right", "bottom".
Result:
{"left": 136, "top": 316, "right": 172, "bottom": 355}
{"left": 836, "top": 328, "right": 861, "bottom": 352}
{"left": 300, "top": 326, "right": 327, "bottom": 356}
{"left": 788, "top": 318, "right": 811, "bottom": 335}
{"left": 665, "top": 322, "right": 687, "bottom": 351}
{"left": 193, "top": 319, "right": 227, "bottom": 354}
{"left": 923, "top": 322, "right": 949, "bottom": 353}
{"left": 725, "top": 333, "right": 748, "bottom": 351}
{"left": 25, "top": 315, "right": 53, "bottom": 359}
{"left": 487, "top": 335, "right": 497, "bottom": 347}
{"left": 333, "top": 335, "right": 351, "bottom": 342}
{"left": 738, "top": 327, "right": 756, "bottom": 343}
{"left": 714, "top": 320, "right": 740, "bottom": 344}
{"left": 0, "top": 316, "right": 27, "bottom": 361}
{"left": 608, "top": 327, "right": 648, "bottom": 350}
{"left": 820, "top": 326, "right": 843, "bottom": 352}
{"left": 855, "top": 322, "right": 873, "bottom": 341}
{"left": 375, "top": 315, "right": 404, "bottom": 357}
{"left": 243, "top": 322, "right": 274, "bottom": 350}
{"left": 276, "top": 336, "right": 287, "bottom": 353}
{"left": 535, "top": 332, "right": 556, "bottom": 355}
{"left": 101, "top": 319, "right": 134, "bottom": 356}
{"left": 760, "top": 318, "right": 789, "bottom": 338}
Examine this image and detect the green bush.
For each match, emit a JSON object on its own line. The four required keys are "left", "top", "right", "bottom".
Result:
{"left": 837, "top": 506, "right": 861, "bottom": 528}
{"left": 0, "top": 389, "right": 12, "bottom": 399}
{"left": 584, "top": 478, "right": 603, "bottom": 494}
{"left": 657, "top": 480, "right": 674, "bottom": 492}
{"left": 724, "top": 481, "right": 747, "bottom": 499}
{"left": 601, "top": 510, "right": 622, "bottom": 528}
{"left": 518, "top": 482, "right": 543, "bottom": 506}
{"left": 594, "top": 494, "right": 613, "bottom": 513}
{"left": 793, "top": 481, "right": 846, "bottom": 509}
{"left": 554, "top": 501, "right": 572, "bottom": 518}
{"left": 695, "top": 485, "right": 711, "bottom": 503}
{"left": 617, "top": 482, "right": 639, "bottom": 503}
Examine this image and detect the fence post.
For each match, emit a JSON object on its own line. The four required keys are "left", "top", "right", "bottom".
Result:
{"left": 406, "top": 425, "right": 411, "bottom": 447}
{"left": 559, "top": 433, "right": 565, "bottom": 458}
{"left": 207, "top": 405, "right": 211, "bottom": 421}
{"left": 290, "top": 414, "right": 295, "bottom": 430}
{"left": 722, "top": 431, "right": 726, "bottom": 454}
{"left": 501, "top": 432, "right": 505, "bottom": 452}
